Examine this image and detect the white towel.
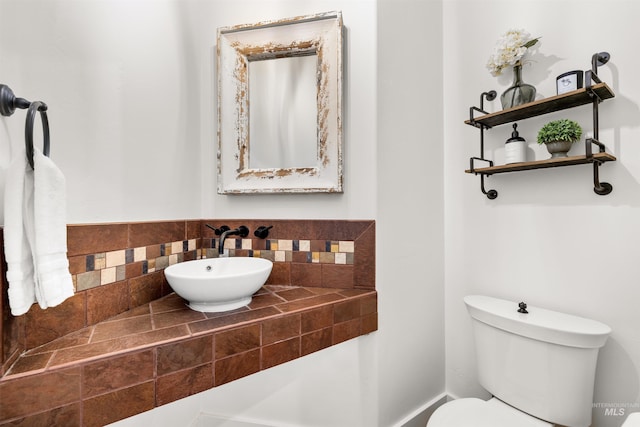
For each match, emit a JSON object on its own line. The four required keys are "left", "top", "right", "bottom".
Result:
{"left": 4, "top": 149, "right": 36, "bottom": 315}
{"left": 4, "top": 148, "right": 73, "bottom": 315}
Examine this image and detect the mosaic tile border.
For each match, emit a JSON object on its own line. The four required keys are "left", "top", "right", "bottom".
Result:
{"left": 73, "top": 238, "right": 356, "bottom": 292}
{"left": 204, "top": 238, "right": 355, "bottom": 264}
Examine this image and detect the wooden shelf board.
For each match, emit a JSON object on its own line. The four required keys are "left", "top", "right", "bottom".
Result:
{"left": 465, "top": 152, "right": 616, "bottom": 175}
{"left": 465, "top": 83, "right": 615, "bottom": 128}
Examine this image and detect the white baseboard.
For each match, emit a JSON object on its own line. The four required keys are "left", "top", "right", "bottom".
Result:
{"left": 446, "top": 392, "right": 460, "bottom": 402}
{"left": 193, "top": 413, "right": 278, "bottom": 427}
{"left": 393, "top": 393, "right": 449, "bottom": 427}
{"left": 195, "top": 394, "right": 453, "bottom": 427}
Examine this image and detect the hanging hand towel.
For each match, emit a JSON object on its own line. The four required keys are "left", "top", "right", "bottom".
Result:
{"left": 31, "top": 148, "right": 74, "bottom": 309}
{"left": 4, "top": 149, "right": 36, "bottom": 315}
{"left": 3, "top": 148, "right": 73, "bottom": 315}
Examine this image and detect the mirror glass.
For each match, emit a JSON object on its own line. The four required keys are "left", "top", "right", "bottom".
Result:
{"left": 217, "top": 12, "right": 343, "bottom": 194}
{"left": 249, "top": 55, "right": 318, "bottom": 169}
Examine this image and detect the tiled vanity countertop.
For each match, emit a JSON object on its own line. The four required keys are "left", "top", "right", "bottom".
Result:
{"left": 0, "top": 285, "right": 377, "bottom": 426}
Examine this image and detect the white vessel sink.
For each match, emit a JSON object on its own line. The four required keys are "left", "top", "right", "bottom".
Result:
{"left": 164, "top": 257, "right": 273, "bottom": 312}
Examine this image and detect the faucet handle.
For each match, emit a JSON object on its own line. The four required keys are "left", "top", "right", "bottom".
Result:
{"left": 205, "top": 224, "right": 230, "bottom": 236}
{"left": 254, "top": 225, "right": 273, "bottom": 239}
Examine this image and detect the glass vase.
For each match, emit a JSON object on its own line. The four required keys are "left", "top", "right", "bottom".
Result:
{"left": 500, "top": 64, "right": 536, "bottom": 109}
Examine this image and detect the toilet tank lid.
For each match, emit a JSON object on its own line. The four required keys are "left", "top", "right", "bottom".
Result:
{"left": 464, "top": 295, "right": 612, "bottom": 349}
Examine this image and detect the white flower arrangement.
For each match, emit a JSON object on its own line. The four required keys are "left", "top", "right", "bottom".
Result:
{"left": 487, "top": 29, "right": 540, "bottom": 77}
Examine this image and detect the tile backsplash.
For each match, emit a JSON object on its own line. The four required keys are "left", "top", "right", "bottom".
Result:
{"left": 1, "top": 219, "right": 375, "bottom": 376}
{"left": 75, "top": 236, "right": 357, "bottom": 292}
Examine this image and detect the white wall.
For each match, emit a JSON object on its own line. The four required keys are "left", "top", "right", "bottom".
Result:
{"left": 443, "top": 0, "right": 640, "bottom": 425}
{"left": 0, "top": 0, "right": 446, "bottom": 426}
{"left": 376, "top": 0, "right": 445, "bottom": 424}
{"left": 0, "top": 0, "right": 378, "bottom": 223}
{"left": 0, "top": 0, "right": 203, "bottom": 222}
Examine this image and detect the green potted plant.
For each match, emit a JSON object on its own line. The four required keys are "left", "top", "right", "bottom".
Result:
{"left": 537, "top": 119, "right": 582, "bottom": 158}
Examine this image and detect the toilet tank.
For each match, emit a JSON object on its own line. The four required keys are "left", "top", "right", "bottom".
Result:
{"left": 464, "top": 295, "right": 611, "bottom": 427}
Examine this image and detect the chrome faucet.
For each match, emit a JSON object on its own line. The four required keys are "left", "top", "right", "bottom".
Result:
{"left": 219, "top": 225, "right": 249, "bottom": 256}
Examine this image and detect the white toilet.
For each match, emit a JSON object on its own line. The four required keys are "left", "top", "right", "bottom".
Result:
{"left": 428, "top": 295, "right": 611, "bottom": 427}
{"left": 623, "top": 413, "right": 640, "bottom": 426}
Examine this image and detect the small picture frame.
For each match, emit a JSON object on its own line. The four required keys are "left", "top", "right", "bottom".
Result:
{"left": 556, "top": 70, "right": 584, "bottom": 95}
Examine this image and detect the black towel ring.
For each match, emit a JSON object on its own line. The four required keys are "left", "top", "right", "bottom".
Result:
{"left": 25, "top": 101, "right": 50, "bottom": 170}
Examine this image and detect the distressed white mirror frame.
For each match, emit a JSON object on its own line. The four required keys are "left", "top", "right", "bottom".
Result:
{"left": 217, "top": 12, "right": 343, "bottom": 194}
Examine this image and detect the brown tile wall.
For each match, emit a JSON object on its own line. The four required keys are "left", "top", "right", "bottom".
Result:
{"left": 1, "top": 219, "right": 375, "bottom": 377}
{"left": 0, "top": 287, "right": 377, "bottom": 426}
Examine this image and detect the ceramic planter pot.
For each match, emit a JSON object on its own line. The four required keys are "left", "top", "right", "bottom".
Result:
{"left": 545, "top": 140, "right": 573, "bottom": 158}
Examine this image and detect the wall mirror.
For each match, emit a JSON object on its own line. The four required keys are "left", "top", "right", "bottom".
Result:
{"left": 217, "top": 12, "right": 343, "bottom": 194}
